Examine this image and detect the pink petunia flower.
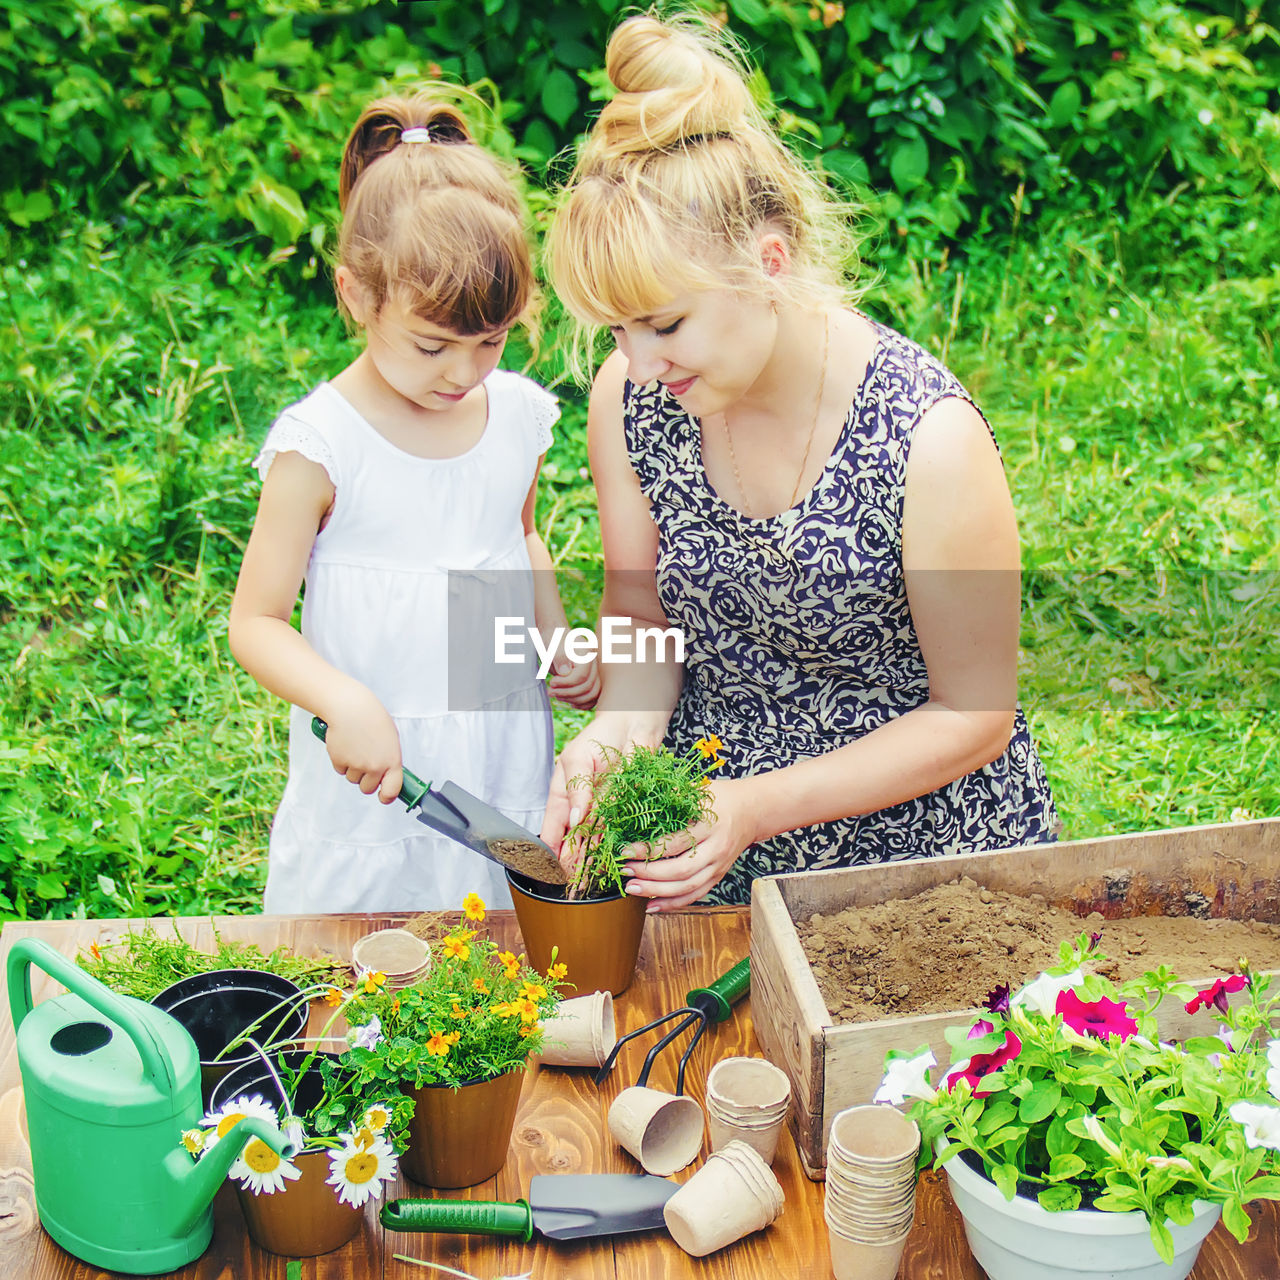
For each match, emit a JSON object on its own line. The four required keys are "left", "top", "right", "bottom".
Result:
{"left": 946, "top": 1030, "right": 1022, "bottom": 1097}
{"left": 1056, "top": 989, "right": 1139, "bottom": 1042}
{"left": 967, "top": 1019, "right": 995, "bottom": 1040}
{"left": 1185, "top": 974, "right": 1248, "bottom": 1016}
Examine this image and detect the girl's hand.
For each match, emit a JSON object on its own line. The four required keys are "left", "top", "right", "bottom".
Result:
{"left": 621, "top": 777, "right": 763, "bottom": 910}
{"left": 548, "top": 656, "right": 601, "bottom": 710}
{"left": 322, "top": 690, "right": 403, "bottom": 804}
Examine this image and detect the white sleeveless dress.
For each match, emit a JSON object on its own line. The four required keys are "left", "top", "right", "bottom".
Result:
{"left": 254, "top": 368, "right": 557, "bottom": 913}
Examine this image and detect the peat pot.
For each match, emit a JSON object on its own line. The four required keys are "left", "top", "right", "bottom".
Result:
{"left": 507, "top": 870, "right": 647, "bottom": 996}
{"left": 152, "top": 969, "right": 307, "bottom": 1106}
{"left": 209, "top": 1050, "right": 364, "bottom": 1257}
{"left": 942, "top": 1148, "right": 1221, "bottom": 1280}
{"left": 402, "top": 1069, "right": 524, "bottom": 1189}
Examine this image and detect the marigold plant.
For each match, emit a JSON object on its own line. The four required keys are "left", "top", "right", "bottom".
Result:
{"left": 878, "top": 931, "right": 1280, "bottom": 1263}
{"left": 341, "top": 898, "right": 567, "bottom": 1089}
{"left": 566, "top": 739, "right": 725, "bottom": 897}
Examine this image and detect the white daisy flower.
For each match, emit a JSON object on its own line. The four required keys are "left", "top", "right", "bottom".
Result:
{"left": 327, "top": 1133, "right": 399, "bottom": 1208}
{"left": 200, "top": 1094, "right": 279, "bottom": 1154}
{"left": 230, "top": 1136, "right": 303, "bottom": 1196}
{"left": 362, "top": 1102, "right": 394, "bottom": 1134}
{"left": 180, "top": 1128, "right": 206, "bottom": 1156}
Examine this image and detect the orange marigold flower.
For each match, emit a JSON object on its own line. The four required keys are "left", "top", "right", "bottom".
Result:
{"left": 324, "top": 986, "right": 345, "bottom": 1006}
{"left": 463, "top": 893, "right": 486, "bottom": 922}
{"left": 443, "top": 936, "right": 471, "bottom": 962}
{"left": 695, "top": 735, "right": 723, "bottom": 758}
{"left": 89, "top": 942, "right": 102, "bottom": 960}
{"left": 492, "top": 1001, "right": 517, "bottom": 1018}
{"left": 518, "top": 1022, "right": 540, "bottom": 1038}
{"left": 426, "top": 1033, "right": 451, "bottom": 1057}
{"left": 446, "top": 1031, "right": 461, "bottom": 1046}
{"left": 521, "top": 982, "right": 547, "bottom": 1003}
{"left": 472, "top": 977, "right": 490, "bottom": 994}
{"left": 548, "top": 962, "right": 568, "bottom": 982}
{"left": 504, "top": 963, "right": 521, "bottom": 980}
{"left": 515, "top": 997, "right": 540, "bottom": 1024}
{"left": 497, "top": 950, "right": 517, "bottom": 968}
{"left": 360, "top": 969, "right": 387, "bottom": 994}
{"left": 450, "top": 1003, "right": 468, "bottom": 1019}
{"left": 391, "top": 996, "right": 401, "bottom": 1015}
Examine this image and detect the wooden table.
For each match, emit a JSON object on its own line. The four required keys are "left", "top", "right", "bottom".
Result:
{"left": 0, "top": 908, "right": 1275, "bottom": 1279}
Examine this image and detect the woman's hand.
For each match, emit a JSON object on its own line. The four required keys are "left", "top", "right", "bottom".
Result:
{"left": 321, "top": 687, "right": 403, "bottom": 804}
{"left": 621, "top": 776, "right": 764, "bottom": 910}
{"left": 540, "top": 711, "right": 665, "bottom": 873}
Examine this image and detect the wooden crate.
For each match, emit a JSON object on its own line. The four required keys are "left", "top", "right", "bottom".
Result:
{"left": 750, "top": 818, "right": 1280, "bottom": 1180}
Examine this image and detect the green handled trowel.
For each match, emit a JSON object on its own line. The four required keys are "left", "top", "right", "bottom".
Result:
{"left": 310, "top": 716, "right": 566, "bottom": 885}
{"left": 381, "top": 1172, "right": 678, "bottom": 1241}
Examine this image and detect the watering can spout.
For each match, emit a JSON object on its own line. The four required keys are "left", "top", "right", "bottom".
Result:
{"left": 170, "top": 1117, "right": 288, "bottom": 1235}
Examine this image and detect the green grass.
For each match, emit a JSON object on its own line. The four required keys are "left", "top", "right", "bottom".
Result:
{"left": 1, "top": 188, "right": 1277, "bottom": 921}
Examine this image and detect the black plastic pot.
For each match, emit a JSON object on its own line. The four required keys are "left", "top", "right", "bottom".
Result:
{"left": 208, "top": 1047, "right": 338, "bottom": 1117}
{"left": 152, "top": 969, "right": 308, "bottom": 1106}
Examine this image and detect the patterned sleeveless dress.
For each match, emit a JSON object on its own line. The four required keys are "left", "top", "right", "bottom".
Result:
{"left": 623, "top": 317, "right": 1060, "bottom": 905}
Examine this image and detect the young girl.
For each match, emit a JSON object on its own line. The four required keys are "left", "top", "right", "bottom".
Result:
{"left": 542, "top": 14, "right": 1057, "bottom": 906}
{"left": 230, "top": 92, "right": 597, "bottom": 914}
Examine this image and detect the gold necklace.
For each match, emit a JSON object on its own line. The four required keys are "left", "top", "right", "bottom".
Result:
{"left": 723, "top": 313, "right": 830, "bottom": 518}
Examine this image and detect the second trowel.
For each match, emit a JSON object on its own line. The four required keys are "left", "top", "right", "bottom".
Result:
{"left": 310, "top": 717, "right": 567, "bottom": 886}
{"left": 381, "top": 1172, "right": 679, "bottom": 1241}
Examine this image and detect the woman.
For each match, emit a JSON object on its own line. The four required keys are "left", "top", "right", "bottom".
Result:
{"left": 542, "top": 13, "right": 1058, "bottom": 908}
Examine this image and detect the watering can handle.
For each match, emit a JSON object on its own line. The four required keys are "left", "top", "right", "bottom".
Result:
{"left": 7, "top": 937, "right": 177, "bottom": 1092}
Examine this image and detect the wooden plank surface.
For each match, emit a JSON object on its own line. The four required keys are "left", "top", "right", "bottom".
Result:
{"left": 1, "top": 908, "right": 1277, "bottom": 1278}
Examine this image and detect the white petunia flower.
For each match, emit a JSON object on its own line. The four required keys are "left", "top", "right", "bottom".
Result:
{"left": 874, "top": 1049, "right": 937, "bottom": 1105}
{"left": 229, "top": 1136, "right": 302, "bottom": 1195}
{"left": 1230, "top": 1101, "right": 1280, "bottom": 1151}
{"left": 327, "top": 1133, "right": 399, "bottom": 1208}
{"left": 199, "top": 1094, "right": 279, "bottom": 1155}
{"left": 1012, "top": 969, "right": 1085, "bottom": 1017}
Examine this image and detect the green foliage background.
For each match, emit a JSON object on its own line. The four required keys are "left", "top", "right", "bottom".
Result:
{"left": 1, "top": 0, "right": 1277, "bottom": 920}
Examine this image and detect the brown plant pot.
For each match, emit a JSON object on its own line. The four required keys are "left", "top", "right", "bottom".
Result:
{"left": 237, "top": 1149, "right": 364, "bottom": 1257}
{"left": 507, "top": 870, "right": 648, "bottom": 996}
{"left": 401, "top": 1068, "right": 524, "bottom": 1189}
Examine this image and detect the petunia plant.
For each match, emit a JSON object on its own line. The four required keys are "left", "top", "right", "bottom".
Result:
{"left": 340, "top": 895, "right": 568, "bottom": 1089}
{"left": 565, "top": 739, "right": 726, "bottom": 898}
{"left": 877, "top": 931, "right": 1280, "bottom": 1264}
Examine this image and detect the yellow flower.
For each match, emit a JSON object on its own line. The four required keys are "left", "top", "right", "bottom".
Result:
{"left": 492, "top": 1001, "right": 517, "bottom": 1018}
{"left": 548, "top": 962, "right": 568, "bottom": 982}
{"left": 324, "top": 986, "right": 345, "bottom": 1006}
{"left": 89, "top": 942, "right": 102, "bottom": 961}
{"left": 463, "top": 893, "right": 486, "bottom": 922}
{"left": 515, "top": 997, "right": 540, "bottom": 1024}
{"left": 518, "top": 1022, "right": 540, "bottom": 1038}
{"left": 446, "top": 1031, "right": 461, "bottom": 1046}
{"left": 498, "top": 950, "right": 517, "bottom": 968}
{"left": 443, "top": 936, "right": 471, "bottom": 962}
{"left": 521, "top": 981, "right": 547, "bottom": 1003}
{"left": 426, "top": 1033, "right": 452, "bottom": 1057}
{"left": 391, "top": 995, "right": 400, "bottom": 1015}
{"left": 360, "top": 969, "right": 387, "bottom": 994}
{"left": 703, "top": 756, "right": 727, "bottom": 772}
{"left": 695, "top": 735, "right": 723, "bottom": 758}
{"left": 450, "top": 1002, "right": 468, "bottom": 1019}
{"left": 472, "top": 977, "right": 490, "bottom": 994}
{"left": 181, "top": 1128, "right": 205, "bottom": 1155}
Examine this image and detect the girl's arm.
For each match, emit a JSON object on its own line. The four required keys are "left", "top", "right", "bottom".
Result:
{"left": 523, "top": 458, "right": 599, "bottom": 710}
{"left": 541, "top": 352, "right": 685, "bottom": 852}
{"left": 628, "top": 394, "right": 1022, "bottom": 908}
{"left": 228, "top": 450, "right": 403, "bottom": 803}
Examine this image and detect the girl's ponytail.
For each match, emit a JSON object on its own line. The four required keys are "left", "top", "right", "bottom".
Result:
{"left": 339, "top": 98, "right": 473, "bottom": 210}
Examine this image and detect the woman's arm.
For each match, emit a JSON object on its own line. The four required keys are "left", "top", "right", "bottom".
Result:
{"left": 541, "top": 351, "right": 685, "bottom": 850}
{"left": 628, "top": 394, "right": 1022, "bottom": 907}
{"left": 228, "top": 450, "right": 403, "bottom": 802}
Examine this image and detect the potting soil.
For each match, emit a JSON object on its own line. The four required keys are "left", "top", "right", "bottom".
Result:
{"left": 799, "top": 876, "right": 1280, "bottom": 1023}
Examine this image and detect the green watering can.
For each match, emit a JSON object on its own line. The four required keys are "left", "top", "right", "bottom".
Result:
{"left": 7, "top": 938, "right": 287, "bottom": 1275}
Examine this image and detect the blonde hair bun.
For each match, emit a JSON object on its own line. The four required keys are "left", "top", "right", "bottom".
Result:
{"left": 592, "top": 15, "right": 758, "bottom": 157}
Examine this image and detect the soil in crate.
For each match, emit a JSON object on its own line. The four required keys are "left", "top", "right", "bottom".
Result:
{"left": 800, "top": 876, "right": 1280, "bottom": 1025}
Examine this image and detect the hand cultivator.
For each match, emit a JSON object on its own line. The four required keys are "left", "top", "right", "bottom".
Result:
{"left": 594, "top": 957, "right": 751, "bottom": 1096}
